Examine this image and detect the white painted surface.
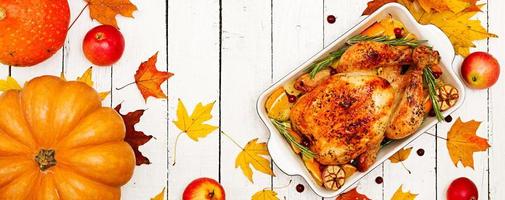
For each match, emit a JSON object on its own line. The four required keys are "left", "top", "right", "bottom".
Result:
{"left": 1, "top": 0, "right": 504, "bottom": 199}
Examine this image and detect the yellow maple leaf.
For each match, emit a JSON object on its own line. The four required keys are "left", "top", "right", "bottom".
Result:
{"left": 76, "top": 67, "right": 110, "bottom": 100}
{"left": 173, "top": 99, "right": 218, "bottom": 141}
{"left": 391, "top": 185, "right": 417, "bottom": 200}
{"left": 85, "top": 0, "right": 138, "bottom": 28}
{"left": 445, "top": 0, "right": 471, "bottom": 13}
{"left": 0, "top": 76, "right": 21, "bottom": 92}
{"left": 389, "top": 147, "right": 413, "bottom": 163}
{"left": 150, "top": 188, "right": 165, "bottom": 200}
{"left": 171, "top": 99, "right": 218, "bottom": 165}
{"left": 251, "top": 189, "right": 279, "bottom": 200}
{"left": 236, "top": 138, "right": 274, "bottom": 183}
{"left": 399, "top": 0, "right": 497, "bottom": 56}
{"left": 447, "top": 117, "right": 490, "bottom": 168}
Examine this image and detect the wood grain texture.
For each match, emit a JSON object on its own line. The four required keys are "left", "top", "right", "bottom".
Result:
{"left": 167, "top": 0, "right": 220, "bottom": 199}
{"left": 220, "top": 0, "right": 274, "bottom": 197}
{"left": 113, "top": 0, "right": 169, "bottom": 199}
{"left": 488, "top": 0, "right": 504, "bottom": 199}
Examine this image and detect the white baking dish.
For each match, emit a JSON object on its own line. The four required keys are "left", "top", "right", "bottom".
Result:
{"left": 256, "top": 3, "right": 465, "bottom": 197}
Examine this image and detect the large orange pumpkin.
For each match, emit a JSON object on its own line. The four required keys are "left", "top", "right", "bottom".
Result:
{"left": 0, "top": 0, "right": 70, "bottom": 66}
{"left": 0, "top": 76, "right": 135, "bottom": 199}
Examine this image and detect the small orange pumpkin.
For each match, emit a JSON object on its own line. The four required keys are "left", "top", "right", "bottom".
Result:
{"left": 0, "top": 0, "right": 70, "bottom": 66}
{"left": 0, "top": 75, "right": 135, "bottom": 199}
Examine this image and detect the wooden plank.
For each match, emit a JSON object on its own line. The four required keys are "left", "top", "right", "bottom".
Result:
{"left": 62, "top": 0, "right": 112, "bottom": 104}
{"left": 107, "top": 0, "right": 168, "bottom": 199}
{"left": 435, "top": 7, "right": 490, "bottom": 199}
{"left": 0, "top": 66, "right": 9, "bottom": 82}
{"left": 323, "top": 1, "right": 383, "bottom": 199}
{"left": 488, "top": 0, "right": 505, "bottom": 198}
{"left": 220, "top": 0, "right": 273, "bottom": 198}
{"left": 167, "top": 0, "right": 220, "bottom": 199}
{"left": 272, "top": 0, "right": 324, "bottom": 198}
{"left": 383, "top": 134, "right": 436, "bottom": 199}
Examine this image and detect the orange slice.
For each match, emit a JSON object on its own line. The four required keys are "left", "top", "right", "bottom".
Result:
{"left": 265, "top": 87, "right": 293, "bottom": 121}
{"left": 361, "top": 22, "right": 386, "bottom": 37}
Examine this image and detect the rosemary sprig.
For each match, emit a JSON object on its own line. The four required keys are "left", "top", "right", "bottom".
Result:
{"left": 308, "top": 47, "right": 348, "bottom": 78}
{"left": 307, "top": 35, "right": 427, "bottom": 78}
{"left": 271, "top": 119, "right": 315, "bottom": 159}
{"left": 347, "top": 35, "right": 427, "bottom": 48}
{"left": 423, "top": 67, "right": 444, "bottom": 121}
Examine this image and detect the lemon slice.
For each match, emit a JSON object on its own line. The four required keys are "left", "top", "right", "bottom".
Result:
{"left": 283, "top": 79, "right": 301, "bottom": 96}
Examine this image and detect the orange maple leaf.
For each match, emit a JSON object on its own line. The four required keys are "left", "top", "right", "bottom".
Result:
{"left": 362, "top": 0, "right": 397, "bottom": 15}
{"left": 447, "top": 117, "right": 490, "bottom": 168}
{"left": 388, "top": 147, "right": 413, "bottom": 163}
{"left": 85, "top": 0, "right": 138, "bottom": 28}
{"left": 115, "top": 103, "right": 152, "bottom": 166}
{"left": 336, "top": 187, "right": 370, "bottom": 200}
{"left": 134, "top": 52, "right": 174, "bottom": 102}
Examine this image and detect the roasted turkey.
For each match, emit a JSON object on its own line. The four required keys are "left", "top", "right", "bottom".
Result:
{"left": 291, "top": 41, "right": 440, "bottom": 170}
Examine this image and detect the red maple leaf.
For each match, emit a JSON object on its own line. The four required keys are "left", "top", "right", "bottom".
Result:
{"left": 115, "top": 103, "right": 153, "bottom": 165}
{"left": 336, "top": 187, "right": 371, "bottom": 200}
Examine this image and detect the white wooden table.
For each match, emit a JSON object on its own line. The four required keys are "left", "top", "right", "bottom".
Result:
{"left": 2, "top": 0, "right": 504, "bottom": 199}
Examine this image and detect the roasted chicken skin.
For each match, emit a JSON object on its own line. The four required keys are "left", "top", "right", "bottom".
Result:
{"left": 333, "top": 41, "right": 413, "bottom": 73}
{"left": 290, "top": 74, "right": 395, "bottom": 165}
{"left": 290, "top": 41, "right": 442, "bottom": 169}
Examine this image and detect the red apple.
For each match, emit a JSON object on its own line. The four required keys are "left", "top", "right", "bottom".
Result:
{"left": 461, "top": 52, "right": 500, "bottom": 89}
{"left": 183, "top": 177, "right": 225, "bottom": 200}
{"left": 83, "top": 25, "right": 125, "bottom": 66}
{"left": 447, "top": 177, "right": 478, "bottom": 200}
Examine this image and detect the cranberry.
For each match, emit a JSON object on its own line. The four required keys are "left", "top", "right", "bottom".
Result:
{"left": 417, "top": 148, "right": 425, "bottom": 156}
{"left": 287, "top": 94, "right": 297, "bottom": 103}
{"left": 330, "top": 68, "right": 338, "bottom": 75}
{"left": 429, "top": 109, "right": 436, "bottom": 117}
{"left": 300, "top": 138, "right": 310, "bottom": 147}
{"left": 375, "top": 176, "right": 383, "bottom": 184}
{"left": 445, "top": 115, "right": 453, "bottom": 123}
{"left": 433, "top": 71, "right": 442, "bottom": 79}
{"left": 327, "top": 15, "right": 336, "bottom": 24}
{"left": 394, "top": 27, "right": 403, "bottom": 38}
{"left": 296, "top": 184, "right": 305, "bottom": 193}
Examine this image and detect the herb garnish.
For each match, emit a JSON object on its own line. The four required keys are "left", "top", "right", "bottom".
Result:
{"left": 271, "top": 119, "right": 315, "bottom": 159}
{"left": 423, "top": 67, "right": 444, "bottom": 121}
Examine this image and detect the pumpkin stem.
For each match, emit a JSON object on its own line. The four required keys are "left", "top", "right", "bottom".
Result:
{"left": 0, "top": 7, "right": 6, "bottom": 21}
{"left": 35, "top": 149, "right": 57, "bottom": 171}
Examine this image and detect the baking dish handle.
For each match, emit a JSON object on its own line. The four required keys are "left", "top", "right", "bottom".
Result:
{"left": 417, "top": 24, "right": 456, "bottom": 71}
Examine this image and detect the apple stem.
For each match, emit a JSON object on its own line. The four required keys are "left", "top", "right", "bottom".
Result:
{"left": 68, "top": 4, "right": 88, "bottom": 31}
{"left": 171, "top": 131, "right": 184, "bottom": 166}
{"left": 207, "top": 190, "right": 215, "bottom": 198}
